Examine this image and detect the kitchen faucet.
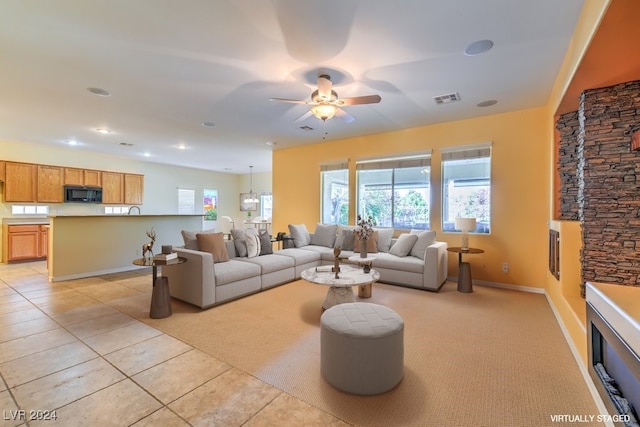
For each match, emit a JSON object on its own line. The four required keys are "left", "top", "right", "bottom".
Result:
{"left": 128, "top": 206, "right": 141, "bottom": 215}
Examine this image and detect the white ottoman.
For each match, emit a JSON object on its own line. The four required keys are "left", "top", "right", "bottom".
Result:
{"left": 320, "top": 302, "right": 404, "bottom": 395}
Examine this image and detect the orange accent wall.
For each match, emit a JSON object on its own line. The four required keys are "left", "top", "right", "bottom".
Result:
{"left": 273, "top": 107, "right": 550, "bottom": 288}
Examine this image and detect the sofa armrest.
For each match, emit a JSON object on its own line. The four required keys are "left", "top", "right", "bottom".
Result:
{"left": 423, "top": 241, "right": 448, "bottom": 290}
{"left": 164, "top": 247, "right": 216, "bottom": 308}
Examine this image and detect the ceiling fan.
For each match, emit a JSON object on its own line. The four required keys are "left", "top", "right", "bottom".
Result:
{"left": 269, "top": 74, "right": 381, "bottom": 123}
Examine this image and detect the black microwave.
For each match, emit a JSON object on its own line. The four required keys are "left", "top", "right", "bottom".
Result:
{"left": 64, "top": 186, "right": 103, "bottom": 203}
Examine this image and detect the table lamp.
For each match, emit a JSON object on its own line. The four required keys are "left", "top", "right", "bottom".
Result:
{"left": 455, "top": 217, "right": 476, "bottom": 251}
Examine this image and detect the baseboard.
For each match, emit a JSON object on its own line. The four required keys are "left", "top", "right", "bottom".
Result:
{"left": 446, "top": 276, "right": 545, "bottom": 294}
{"left": 49, "top": 265, "right": 143, "bottom": 282}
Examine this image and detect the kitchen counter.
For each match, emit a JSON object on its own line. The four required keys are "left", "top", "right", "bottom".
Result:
{"left": 586, "top": 282, "right": 640, "bottom": 355}
{"left": 2, "top": 218, "right": 49, "bottom": 225}
{"left": 47, "top": 214, "right": 203, "bottom": 218}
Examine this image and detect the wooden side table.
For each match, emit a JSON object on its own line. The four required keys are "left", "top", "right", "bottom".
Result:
{"left": 447, "top": 247, "right": 484, "bottom": 293}
{"left": 133, "top": 257, "right": 186, "bottom": 318}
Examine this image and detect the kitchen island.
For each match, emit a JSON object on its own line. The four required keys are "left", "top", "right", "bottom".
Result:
{"left": 48, "top": 214, "right": 203, "bottom": 282}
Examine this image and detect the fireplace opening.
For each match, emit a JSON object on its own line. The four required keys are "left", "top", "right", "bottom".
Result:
{"left": 587, "top": 303, "right": 640, "bottom": 426}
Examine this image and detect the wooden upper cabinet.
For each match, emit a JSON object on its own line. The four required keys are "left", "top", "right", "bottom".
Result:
{"left": 124, "top": 174, "right": 144, "bottom": 205}
{"left": 102, "top": 171, "right": 124, "bottom": 204}
{"left": 4, "top": 162, "right": 37, "bottom": 202}
{"left": 64, "top": 168, "right": 102, "bottom": 187}
{"left": 37, "top": 165, "right": 64, "bottom": 203}
{"left": 84, "top": 170, "right": 101, "bottom": 187}
{"left": 0, "top": 161, "right": 5, "bottom": 182}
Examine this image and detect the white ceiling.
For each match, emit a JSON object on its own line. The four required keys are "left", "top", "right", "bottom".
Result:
{"left": 0, "top": 0, "right": 586, "bottom": 174}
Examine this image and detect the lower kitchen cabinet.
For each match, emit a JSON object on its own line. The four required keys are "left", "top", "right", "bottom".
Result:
{"left": 3, "top": 224, "right": 48, "bottom": 262}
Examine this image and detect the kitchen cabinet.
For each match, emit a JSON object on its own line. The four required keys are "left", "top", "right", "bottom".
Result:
{"left": 4, "top": 162, "right": 37, "bottom": 202}
{"left": 64, "top": 168, "right": 102, "bottom": 187}
{"left": 37, "top": 165, "right": 64, "bottom": 203}
{"left": 0, "top": 161, "right": 5, "bottom": 182}
{"left": 124, "top": 173, "right": 144, "bottom": 205}
{"left": 3, "top": 224, "right": 47, "bottom": 261}
{"left": 102, "top": 171, "right": 124, "bottom": 204}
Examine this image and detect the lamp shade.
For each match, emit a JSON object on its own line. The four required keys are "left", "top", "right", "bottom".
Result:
{"left": 455, "top": 217, "right": 477, "bottom": 232}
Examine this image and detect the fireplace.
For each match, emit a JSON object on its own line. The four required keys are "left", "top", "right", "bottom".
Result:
{"left": 586, "top": 283, "right": 640, "bottom": 426}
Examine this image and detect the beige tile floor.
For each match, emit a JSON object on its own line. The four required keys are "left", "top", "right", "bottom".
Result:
{"left": 0, "top": 261, "right": 349, "bottom": 427}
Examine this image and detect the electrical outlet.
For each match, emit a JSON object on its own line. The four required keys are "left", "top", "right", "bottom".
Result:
{"left": 502, "top": 262, "right": 509, "bottom": 273}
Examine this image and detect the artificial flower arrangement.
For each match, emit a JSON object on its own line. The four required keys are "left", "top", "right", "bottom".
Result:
{"left": 355, "top": 214, "right": 376, "bottom": 240}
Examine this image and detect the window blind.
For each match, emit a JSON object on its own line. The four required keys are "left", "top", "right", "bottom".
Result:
{"left": 356, "top": 153, "right": 431, "bottom": 170}
{"left": 441, "top": 142, "right": 491, "bottom": 161}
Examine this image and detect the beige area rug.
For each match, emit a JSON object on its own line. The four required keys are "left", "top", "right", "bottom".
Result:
{"left": 130, "top": 280, "right": 601, "bottom": 427}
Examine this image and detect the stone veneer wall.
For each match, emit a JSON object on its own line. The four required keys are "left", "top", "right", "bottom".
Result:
{"left": 578, "top": 80, "right": 640, "bottom": 286}
{"left": 556, "top": 111, "right": 580, "bottom": 220}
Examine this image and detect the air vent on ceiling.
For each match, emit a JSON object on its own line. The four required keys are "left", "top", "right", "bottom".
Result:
{"left": 433, "top": 92, "right": 461, "bottom": 105}
{"left": 299, "top": 125, "right": 314, "bottom": 131}
{"left": 119, "top": 142, "right": 134, "bottom": 147}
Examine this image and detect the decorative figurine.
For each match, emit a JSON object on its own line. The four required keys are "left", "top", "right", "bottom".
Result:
{"left": 333, "top": 247, "right": 342, "bottom": 279}
{"left": 142, "top": 228, "right": 156, "bottom": 260}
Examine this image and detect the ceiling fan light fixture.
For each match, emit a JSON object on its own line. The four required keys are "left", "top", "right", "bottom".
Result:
{"left": 311, "top": 104, "right": 337, "bottom": 121}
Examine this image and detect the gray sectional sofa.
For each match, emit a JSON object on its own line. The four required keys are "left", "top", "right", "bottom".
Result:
{"left": 165, "top": 224, "right": 448, "bottom": 309}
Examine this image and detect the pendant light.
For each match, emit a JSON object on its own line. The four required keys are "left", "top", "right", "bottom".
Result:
{"left": 244, "top": 166, "right": 259, "bottom": 204}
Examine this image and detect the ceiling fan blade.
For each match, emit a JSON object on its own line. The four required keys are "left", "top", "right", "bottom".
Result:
{"left": 337, "top": 94, "right": 381, "bottom": 106}
{"left": 269, "top": 97, "right": 307, "bottom": 104}
{"left": 294, "top": 110, "right": 313, "bottom": 122}
{"left": 317, "top": 75, "right": 333, "bottom": 101}
{"left": 335, "top": 108, "right": 355, "bottom": 123}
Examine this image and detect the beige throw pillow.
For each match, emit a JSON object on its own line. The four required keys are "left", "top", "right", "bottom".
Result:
{"left": 389, "top": 233, "right": 419, "bottom": 257}
{"left": 196, "top": 232, "right": 229, "bottom": 263}
{"left": 353, "top": 231, "right": 379, "bottom": 253}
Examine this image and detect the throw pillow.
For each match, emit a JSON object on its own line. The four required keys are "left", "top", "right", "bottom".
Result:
{"left": 334, "top": 226, "right": 356, "bottom": 249}
{"left": 182, "top": 228, "right": 216, "bottom": 250}
{"left": 353, "top": 231, "right": 379, "bottom": 253}
{"left": 230, "top": 228, "right": 248, "bottom": 257}
{"left": 375, "top": 228, "right": 394, "bottom": 252}
{"left": 310, "top": 223, "right": 337, "bottom": 248}
{"left": 288, "top": 224, "right": 311, "bottom": 247}
{"left": 258, "top": 230, "right": 273, "bottom": 255}
{"left": 389, "top": 233, "right": 419, "bottom": 257}
{"left": 246, "top": 233, "right": 261, "bottom": 258}
{"left": 196, "top": 232, "right": 229, "bottom": 263}
{"left": 336, "top": 229, "right": 356, "bottom": 251}
{"left": 410, "top": 230, "right": 437, "bottom": 260}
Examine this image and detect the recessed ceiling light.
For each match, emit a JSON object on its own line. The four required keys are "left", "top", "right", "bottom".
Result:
{"left": 202, "top": 121, "right": 216, "bottom": 128}
{"left": 96, "top": 128, "right": 111, "bottom": 134}
{"left": 177, "top": 143, "right": 187, "bottom": 150}
{"left": 477, "top": 100, "right": 498, "bottom": 107}
{"left": 66, "top": 139, "right": 79, "bottom": 146}
{"left": 464, "top": 39, "right": 494, "bottom": 56}
{"left": 143, "top": 152, "right": 151, "bottom": 157}
{"left": 266, "top": 141, "right": 277, "bottom": 146}
{"left": 87, "top": 87, "right": 111, "bottom": 97}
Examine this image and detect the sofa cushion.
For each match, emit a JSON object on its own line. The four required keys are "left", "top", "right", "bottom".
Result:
{"left": 214, "top": 259, "right": 261, "bottom": 286}
{"left": 389, "top": 233, "right": 418, "bottom": 257}
{"left": 311, "top": 223, "right": 337, "bottom": 248}
{"left": 410, "top": 230, "right": 436, "bottom": 260}
{"left": 240, "top": 253, "right": 295, "bottom": 274}
{"left": 277, "top": 248, "right": 322, "bottom": 265}
{"left": 289, "top": 224, "right": 311, "bottom": 247}
{"left": 196, "top": 232, "right": 229, "bottom": 263}
{"left": 258, "top": 229, "right": 273, "bottom": 255}
{"left": 354, "top": 231, "right": 379, "bottom": 253}
{"left": 335, "top": 228, "right": 356, "bottom": 251}
{"left": 246, "top": 233, "right": 261, "bottom": 258}
{"left": 182, "top": 228, "right": 216, "bottom": 250}
{"left": 375, "top": 228, "right": 394, "bottom": 253}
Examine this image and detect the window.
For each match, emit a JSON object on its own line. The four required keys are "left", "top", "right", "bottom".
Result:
{"left": 11, "top": 205, "right": 49, "bottom": 215}
{"left": 261, "top": 193, "right": 272, "bottom": 219}
{"left": 178, "top": 188, "right": 195, "bottom": 214}
{"left": 356, "top": 154, "right": 431, "bottom": 230}
{"left": 203, "top": 189, "right": 218, "bottom": 220}
{"left": 441, "top": 143, "right": 491, "bottom": 233}
{"left": 321, "top": 162, "right": 349, "bottom": 225}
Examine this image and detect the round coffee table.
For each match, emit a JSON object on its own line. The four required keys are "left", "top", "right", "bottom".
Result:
{"left": 301, "top": 264, "right": 380, "bottom": 310}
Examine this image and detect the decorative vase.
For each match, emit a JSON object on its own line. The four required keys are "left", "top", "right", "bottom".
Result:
{"left": 360, "top": 240, "right": 368, "bottom": 258}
